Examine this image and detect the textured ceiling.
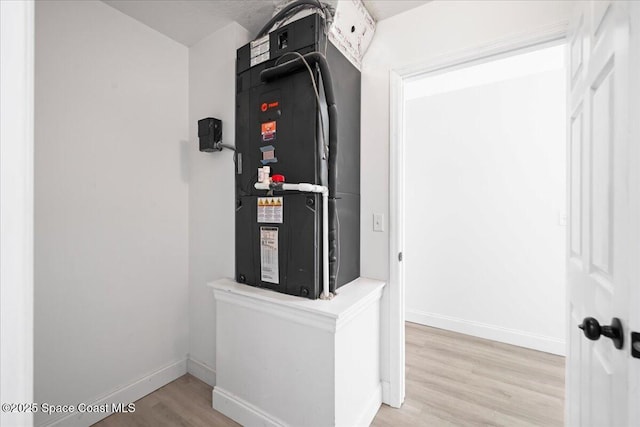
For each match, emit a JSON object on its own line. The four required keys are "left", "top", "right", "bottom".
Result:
{"left": 102, "top": 0, "right": 430, "bottom": 46}
{"left": 364, "top": 1, "right": 431, "bottom": 23}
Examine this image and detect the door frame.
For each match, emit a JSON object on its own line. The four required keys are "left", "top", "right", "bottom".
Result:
{"left": 387, "top": 22, "right": 569, "bottom": 408}
{"left": 0, "top": 0, "right": 35, "bottom": 425}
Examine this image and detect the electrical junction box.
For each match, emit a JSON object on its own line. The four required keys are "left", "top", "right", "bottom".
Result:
{"left": 235, "top": 13, "right": 360, "bottom": 299}
{"left": 327, "top": 0, "right": 375, "bottom": 70}
{"left": 198, "top": 117, "right": 222, "bottom": 152}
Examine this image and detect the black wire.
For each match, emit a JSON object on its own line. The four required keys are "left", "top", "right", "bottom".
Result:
{"left": 256, "top": 0, "right": 325, "bottom": 39}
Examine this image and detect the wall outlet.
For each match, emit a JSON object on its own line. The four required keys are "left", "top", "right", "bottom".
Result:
{"left": 373, "top": 213, "right": 384, "bottom": 232}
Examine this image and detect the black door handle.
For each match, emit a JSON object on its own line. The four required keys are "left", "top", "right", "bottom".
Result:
{"left": 578, "top": 317, "right": 624, "bottom": 349}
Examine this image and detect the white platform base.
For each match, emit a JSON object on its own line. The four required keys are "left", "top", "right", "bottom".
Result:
{"left": 209, "top": 277, "right": 385, "bottom": 427}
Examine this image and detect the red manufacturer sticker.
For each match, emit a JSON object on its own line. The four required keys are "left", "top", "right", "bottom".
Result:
{"left": 260, "top": 101, "right": 280, "bottom": 112}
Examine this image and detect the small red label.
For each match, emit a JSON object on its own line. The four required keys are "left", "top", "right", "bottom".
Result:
{"left": 260, "top": 101, "right": 280, "bottom": 112}
{"left": 261, "top": 121, "right": 276, "bottom": 134}
{"left": 261, "top": 121, "right": 276, "bottom": 142}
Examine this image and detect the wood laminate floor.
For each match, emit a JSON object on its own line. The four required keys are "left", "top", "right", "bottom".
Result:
{"left": 94, "top": 323, "right": 564, "bottom": 427}
{"left": 372, "top": 322, "right": 565, "bottom": 427}
{"left": 93, "top": 374, "right": 239, "bottom": 427}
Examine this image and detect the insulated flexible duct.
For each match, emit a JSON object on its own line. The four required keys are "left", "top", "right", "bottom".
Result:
{"left": 255, "top": 0, "right": 325, "bottom": 39}
{"left": 260, "top": 52, "right": 339, "bottom": 292}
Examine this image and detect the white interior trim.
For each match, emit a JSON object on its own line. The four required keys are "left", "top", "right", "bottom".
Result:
{"left": 356, "top": 382, "right": 384, "bottom": 427}
{"left": 212, "top": 387, "right": 287, "bottom": 427}
{"left": 0, "top": 2, "right": 35, "bottom": 426}
{"left": 187, "top": 356, "right": 217, "bottom": 388}
{"left": 380, "top": 381, "right": 390, "bottom": 404}
{"left": 404, "top": 43, "right": 566, "bottom": 100}
{"left": 210, "top": 277, "right": 385, "bottom": 333}
{"left": 406, "top": 310, "right": 566, "bottom": 356}
{"left": 388, "top": 21, "right": 569, "bottom": 408}
{"left": 39, "top": 359, "right": 187, "bottom": 427}
{"left": 396, "top": 21, "right": 570, "bottom": 79}
{"left": 387, "top": 69, "right": 406, "bottom": 408}
{"left": 213, "top": 289, "right": 339, "bottom": 332}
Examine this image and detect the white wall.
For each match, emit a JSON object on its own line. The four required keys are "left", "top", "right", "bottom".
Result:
{"left": 35, "top": 1, "right": 189, "bottom": 425}
{"left": 404, "top": 52, "right": 567, "bottom": 354}
{"left": 360, "top": 0, "right": 573, "bottom": 396}
{"left": 187, "top": 23, "right": 250, "bottom": 386}
{"left": 28, "top": 0, "right": 576, "bottom": 418}
{"left": 1, "top": 1, "right": 34, "bottom": 426}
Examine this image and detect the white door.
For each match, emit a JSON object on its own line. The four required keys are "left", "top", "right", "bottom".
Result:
{"left": 566, "top": 1, "right": 640, "bottom": 426}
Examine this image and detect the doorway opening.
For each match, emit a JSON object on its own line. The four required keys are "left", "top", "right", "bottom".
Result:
{"left": 403, "top": 42, "right": 567, "bottom": 354}
{"left": 388, "top": 39, "right": 569, "bottom": 419}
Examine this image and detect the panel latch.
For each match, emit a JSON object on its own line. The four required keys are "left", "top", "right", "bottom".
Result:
{"left": 631, "top": 332, "right": 640, "bottom": 359}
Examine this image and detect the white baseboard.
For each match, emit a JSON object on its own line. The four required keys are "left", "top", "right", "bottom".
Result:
{"left": 355, "top": 383, "right": 382, "bottom": 427}
{"left": 406, "top": 309, "right": 565, "bottom": 356}
{"left": 380, "top": 381, "right": 391, "bottom": 406}
{"left": 39, "top": 359, "right": 187, "bottom": 427}
{"left": 187, "top": 357, "right": 216, "bottom": 387}
{"left": 212, "top": 386, "right": 286, "bottom": 427}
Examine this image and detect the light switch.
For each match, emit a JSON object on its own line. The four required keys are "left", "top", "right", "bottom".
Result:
{"left": 558, "top": 211, "right": 567, "bottom": 226}
{"left": 373, "top": 213, "right": 384, "bottom": 232}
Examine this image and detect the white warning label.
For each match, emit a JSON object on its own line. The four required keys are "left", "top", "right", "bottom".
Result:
{"left": 260, "top": 227, "right": 279, "bottom": 284}
{"left": 257, "top": 197, "right": 283, "bottom": 223}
